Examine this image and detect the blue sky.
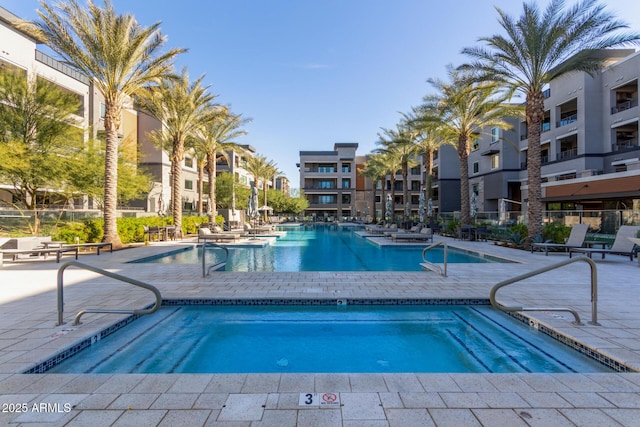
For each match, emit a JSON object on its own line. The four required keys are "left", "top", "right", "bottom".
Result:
{"left": 3, "top": 0, "right": 640, "bottom": 187}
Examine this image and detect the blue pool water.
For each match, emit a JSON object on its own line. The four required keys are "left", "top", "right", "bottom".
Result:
{"left": 136, "top": 225, "right": 504, "bottom": 271}
{"left": 48, "top": 305, "right": 610, "bottom": 374}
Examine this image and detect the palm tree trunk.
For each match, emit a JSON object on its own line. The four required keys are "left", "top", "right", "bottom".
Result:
{"left": 171, "top": 139, "right": 185, "bottom": 232}
{"left": 371, "top": 179, "right": 378, "bottom": 223}
{"left": 102, "top": 101, "right": 123, "bottom": 248}
{"left": 526, "top": 91, "right": 545, "bottom": 239}
{"left": 197, "top": 162, "right": 204, "bottom": 216}
{"left": 458, "top": 136, "right": 471, "bottom": 225}
{"left": 380, "top": 179, "right": 386, "bottom": 223}
{"left": 402, "top": 162, "right": 409, "bottom": 226}
{"left": 390, "top": 175, "right": 397, "bottom": 224}
{"left": 423, "top": 149, "right": 433, "bottom": 201}
{"left": 206, "top": 152, "right": 217, "bottom": 224}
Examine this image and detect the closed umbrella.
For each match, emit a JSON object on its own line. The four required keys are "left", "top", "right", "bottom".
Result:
{"left": 385, "top": 194, "right": 392, "bottom": 223}
{"left": 427, "top": 198, "right": 433, "bottom": 218}
{"left": 470, "top": 192, "right": 478, "bottom": 220}
{"left": 418, "top": 190, "right": 425, "bottom": 223}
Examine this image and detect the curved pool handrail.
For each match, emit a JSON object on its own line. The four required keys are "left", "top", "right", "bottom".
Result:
{"left": 421, "top": 241, "right": 447, "bottom": 277}
{"left": 489, "top": 256, "right": 598, "bottom": 326}
{"left": 56, "top": 260, "right": 162, "bottom": 326}
{"left": 202, "top": 242, "right": 229, "bottom": 277}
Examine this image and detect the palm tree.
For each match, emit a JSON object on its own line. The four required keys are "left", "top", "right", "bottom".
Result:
{"left": 137, "top": 69, "right": 219, "bottom": 232}
{"left": 402, "top": 108, "right": 446, "bottom": 205}
{"left": 193, "top": 112, "right": 250, "bottom": 224}
{"left": 26, "top": 0, "right": 184, "bottom": 247}
{"left": 374, "top": 150, "right": 402, "bottom": 224}
{"left": 461, "top": 0, "right": 640, "bottom": 238}
{"left": 377, "top": 126, "right": 420, "bottom": 226}
{"left": 421, "top": 66, "right": 521, "bottom": 225}
{"left": 360, "top": 156, "right": 386, "bottom": 223}
{"left": 244, "top": 155, "right": 279, "bottom": 222}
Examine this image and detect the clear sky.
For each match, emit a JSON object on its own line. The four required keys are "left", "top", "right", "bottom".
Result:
{"left": 2, "top": 0, "right": 640, "bottom": 187}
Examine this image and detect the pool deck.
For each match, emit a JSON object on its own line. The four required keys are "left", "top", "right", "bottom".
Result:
{"left": 1, "top": 232, "right": 639, "bottom": 426}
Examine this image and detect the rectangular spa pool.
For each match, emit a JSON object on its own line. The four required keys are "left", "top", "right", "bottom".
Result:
{"left": 45, "top": 304, "right": 611, "bottom": 374}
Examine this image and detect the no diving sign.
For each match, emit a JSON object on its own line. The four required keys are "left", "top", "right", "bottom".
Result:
{"left": 299, "top": 392, "right": 341, "bottom": 407}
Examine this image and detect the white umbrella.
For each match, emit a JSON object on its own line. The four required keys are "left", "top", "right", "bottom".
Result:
{"left": 470, "top": 192, "right": 478, "bottom": 219}
{"left": 418, "top": 190, "right": 425, "bottom": 223}
{"left": 385, "top": 194, "right": 392, "bottom": 222}
{"left": 247, "top": 187, "right": 259, "bottom": 219}
{"left": 427, "top": 198, "right": 433, "bottom": 218}
{"left": 499, "top": 198, "right": 507, "bottom": 223}
{"left": 258, "top": 205, "right": 273, "bottom": 212}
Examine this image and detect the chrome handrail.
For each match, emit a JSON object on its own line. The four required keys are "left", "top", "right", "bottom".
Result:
{"left": 489, "top": 256, "right": 598, "bottom": 326}
{"left": 421, "top": 241, "right": 448, "bottom": 277}
{"left": 57, "top": 260, "right": 161, "bottom": 326}
{"left": 202, "top": 242, "right": 229, "bottom": 277}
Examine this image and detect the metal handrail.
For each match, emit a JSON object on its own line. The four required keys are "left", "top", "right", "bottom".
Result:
{"left": 56, "top": 260, "right": 161, "bottom": 326}
{"left": 421, "top": 241, "right": 448, "bottom": 277}
{"left": 489, "top": 256, "right": 598, "bottom": 326}
{"left": 202, "top": 242, "right": 229, "bottom": 277}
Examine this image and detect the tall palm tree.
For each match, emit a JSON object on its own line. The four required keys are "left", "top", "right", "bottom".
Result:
{"left": 193, "top": 112, "right": 250, "bottom": 224}
{"left": 377, "top": 127, "right": 420, "bottom": 226}
{"left": 26, "top": 0, "right": 184, "bottom": 247}
{"left": 360, "top": 155, "right": 386, "bottom": 223}
{"left": 461, "top": 0, "right": 640, "bottom": 238}
{"left": 137, "top": 69, "right": 219, "bottom": 232}
{"left": 402, "top": 108, "right": 446, "bottom": 205}
{"left": 375, "top": 150, "right": 402, "bottom": 224}
{"left": 244, "top": 154, "right": 279, "bottom": 222}
{"left": 421, "top": 66, "right": 520, "bottom": 225}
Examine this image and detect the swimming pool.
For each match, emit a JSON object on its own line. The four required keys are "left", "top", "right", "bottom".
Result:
{"left": 46, "top": 304, "right": 610, "bottom": 374}
{"left": 134, "top": 225, "right": 507, "bottom": 271}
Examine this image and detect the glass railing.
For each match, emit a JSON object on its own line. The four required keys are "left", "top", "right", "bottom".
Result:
{"left": 556, "top": 114, "right": 577, "bottom": 127}
{"left": 558, "top": 148, "right": 578, "bottom": 160}
{"left": 611, "top": 98, "right": 638, "bottom": 114}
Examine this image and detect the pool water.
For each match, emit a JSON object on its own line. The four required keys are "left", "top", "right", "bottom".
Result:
{"left": 137, "top": 225, "right": 503, "bottom": 271}
{"left": 48, "top": 305, "right": 610, "bottom": 374}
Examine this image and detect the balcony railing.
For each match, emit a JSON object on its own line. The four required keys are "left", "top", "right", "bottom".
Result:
{"left": 612, "top": 138, "right": 639, "bottom": 152}
{"left": 611, "top": 98, "right": 638, "bottom": 114}
{"left": 556, "top": 114, "right": 577, "bottom": 128}
{"left": 558, "top": 148, "right": 578, "bottom": 161}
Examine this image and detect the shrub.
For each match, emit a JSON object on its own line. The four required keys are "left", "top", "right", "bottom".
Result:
{"left": 542, "top": 222, "right": 571, "bottom": 244}
{"left": 52, "top": 222, "right": 89, "bottom": 243}
{"left": 509, "top": 223, "right": 528, "bottom": 240}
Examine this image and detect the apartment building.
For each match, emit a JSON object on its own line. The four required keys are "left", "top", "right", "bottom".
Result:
{"left": 298, "top": 143, "right": 358, "bottom": 220}
{"left": 466, "top": 49, "right": 640, "bottom": 230}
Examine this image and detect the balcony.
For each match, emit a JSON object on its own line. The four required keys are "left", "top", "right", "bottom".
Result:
{"left": 612, "top": 138, "right": 639, "bottom": 152}
{"left": 557, "top": 147, "right": 578, "bottom": 161}
{"left": 611, "top": 98, "right": 638, "bottom": 114}
{"left": 556, "top": 113, "right": 577, "bottom": 128}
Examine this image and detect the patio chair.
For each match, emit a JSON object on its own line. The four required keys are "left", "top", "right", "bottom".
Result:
{"left": 198, "top": 227, "right": 240, "bottom": 243}
{"left": 570, "top": 225, "right": 640, "bottom": 261}
{"left": 531, "top": 223, "right": 589, "bottom": 255}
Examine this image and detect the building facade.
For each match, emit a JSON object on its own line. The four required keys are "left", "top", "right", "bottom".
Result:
{"left": 299, "top": 143, "right": 358, "bottom": 220}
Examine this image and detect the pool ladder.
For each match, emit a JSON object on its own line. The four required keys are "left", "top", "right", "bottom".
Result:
{"left": 490, "top": 256, "right": 599, "bottom": 326}
{"left": 56, "top": 260, "right": 162, "bottom": 326}
{"left": 201, "top": 242, "right": 229, "bottom": 277}
{"left": 421, "top": 241, "right": 448, "bottom": 276}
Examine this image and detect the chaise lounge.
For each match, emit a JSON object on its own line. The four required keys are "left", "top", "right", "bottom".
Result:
{"left": 569, "top": 225, "right": 640, "bottom": 261}
{"left": 531, "top": 223, "right": 589, "bottom": 255}
{"left": 391, "top": 227, "right": 433, "bottom": 242}
{"left": 198, "top": 227, "right": 241, "bottom": 243}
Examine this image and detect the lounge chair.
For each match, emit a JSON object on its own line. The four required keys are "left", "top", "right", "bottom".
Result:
{"left": 531, "top": 223, "right": 589, "bottom": 255}
{"left": 387, "top": 225, "right": 421, "bottom": 239}
{"left": 365, "top": 223, "right": 391, "bottom": 234}
{"left": 570, "top": 225, "right": 640, "bottom": 261}
{"left": 198, "top": 227, "right": 240, "bottom": 243}
{"left": 391, "top": 227, "right": 433, "bottom": 242}
{"left": 244, "top": 223, "right": 273, "bottom": 234}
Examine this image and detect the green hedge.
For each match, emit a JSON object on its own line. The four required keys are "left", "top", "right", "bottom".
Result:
{"left": 52, "top": 215, "right": 221, "bottom": 244}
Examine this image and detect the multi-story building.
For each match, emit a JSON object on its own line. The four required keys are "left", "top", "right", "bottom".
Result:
{"left": 275, "top": 176, "right": 290, "bottom": 196}
{"left": 298, "top": 143, "right": 358, "bottom": 220}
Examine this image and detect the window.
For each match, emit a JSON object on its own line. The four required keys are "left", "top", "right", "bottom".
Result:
{"left": 491, "top": 127, "right": 500, "bottom": 143}
{"left": 491, "top": 154, "right": 499, "bottom": 169}
{"left": 471, "top": 140, "right": 479, "bottom": 151}
{"left": 342, "top": 163, "right": 351, "bottom": 173}
{"left": 318, "top": 180, "right": 334, "bottom": 189}
{"left": 473, "top": 162, "right": 479, "bottom": 174}
{"left": 184, "top": 180, "right": 193, "bottom": 190}
{"left": 100, "top": 103, "right": 106, "bottom": 119}
{"left": 184, "top": 157, "right": 193, "bottom": 168}
{"left": 410, "top": 166, "right": 421, "bottom": 175}
{"left": 342, "top": 194, "right": 351, "bottom": 204}
{"left": 411, "top": 181, "right": 421, "bottom": 191}
{"left": 318, "top": 195, "right": 335, "bottom": 204}
{"left": 342, "top": 179, "right": 350, "bottom": 188}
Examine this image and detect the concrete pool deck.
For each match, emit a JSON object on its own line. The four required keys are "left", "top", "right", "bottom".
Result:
{"left": 1, "top": 233, "right": 639, "bottom": 426}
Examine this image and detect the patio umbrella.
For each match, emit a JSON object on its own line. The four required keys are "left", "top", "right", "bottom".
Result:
{"left": 427, "top": 198, "right": 433, "bottom": 218}
{"left": 247, "top": 187, "right": 259, "bottom": 220}
{"left": 499, "top": 198, "right": 507, "bottom": 224}
{"left": 418, "top": 190, "right": 425, "bottom": 223}
{"left": 157, "top": 193, "right": 166, "bottom": 217}
{"left": 385, "top": 194, "right": 392, "bottom": 223}
{"left": 470, "top": 192, "right": 478, "bottom": 219}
